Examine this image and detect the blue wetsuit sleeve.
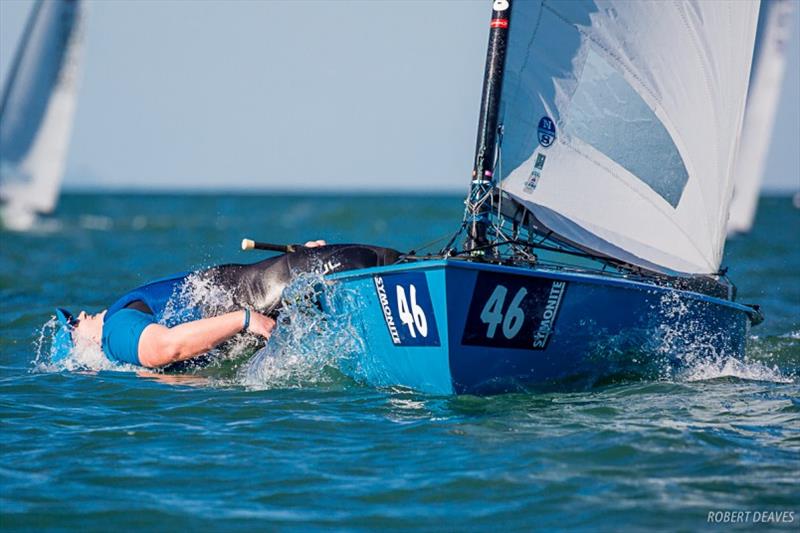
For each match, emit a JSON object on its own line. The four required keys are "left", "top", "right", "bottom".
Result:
{"left": 102, "top": 309, "right": 157, "bottom": 366}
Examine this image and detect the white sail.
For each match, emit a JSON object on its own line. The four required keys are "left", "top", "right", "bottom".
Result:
{"left": 497, "top": 0, "right": 759, "bottom": 274}
{"left": 728, "top": 0, "right": 795, "bottom": 235}
{"left": 0, "top": 0, "right": 84, "bottom": 227}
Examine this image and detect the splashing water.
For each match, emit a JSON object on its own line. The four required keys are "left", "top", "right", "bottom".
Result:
{"left": 162, "top": 272, "right": 237, "bottom": 326}
{"left": 650, "top": 289, "right": 795, "bottom": 384}
{"left": 33, "top": 316, "right": 137, "bottom": 373}
{"left": 31, "top": 270, "right": 255, "bottom": 374}
{"left": 30, "top": 258, "right": 367, "bottom": 384}
{"left": 655, "top": 290, "right": 728, "bottom": 360}
{"left": 240, "top": 272, "right": 367, "bottom": 390}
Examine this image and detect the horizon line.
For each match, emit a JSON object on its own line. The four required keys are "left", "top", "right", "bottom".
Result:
{"left": 61, "top": 185, "right": 470, "bottom": 195}
{"left": 61, "top": 185, "right": 799, "bottom": 196}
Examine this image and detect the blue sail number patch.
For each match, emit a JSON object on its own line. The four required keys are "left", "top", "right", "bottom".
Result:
{"left": 373, "top": 272, "right": 440, "bottom": 347}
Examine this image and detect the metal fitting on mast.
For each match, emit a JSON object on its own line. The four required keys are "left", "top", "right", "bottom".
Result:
{"left": 464, "top": 0, "right": 513, "bottom": 254}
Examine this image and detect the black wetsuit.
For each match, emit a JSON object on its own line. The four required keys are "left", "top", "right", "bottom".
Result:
{"left": 111, "top": 243, "right": 401, "bottom": 320}
{"left": 197, "top": 244, "right": 402, "bottom": 317}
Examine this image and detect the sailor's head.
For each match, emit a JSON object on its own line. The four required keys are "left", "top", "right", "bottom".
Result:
{"left": 52, "top": 308, "right": 106, "bottom": 362}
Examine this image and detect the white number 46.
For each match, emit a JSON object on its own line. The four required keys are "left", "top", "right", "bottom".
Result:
{"left": 396, "top": 284, "right": 428, "bottom": 338}
{"left": 480, "top": 285, "right": 527, "bottom": 339}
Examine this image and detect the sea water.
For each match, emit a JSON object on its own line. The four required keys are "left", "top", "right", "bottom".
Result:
{"left": 1, "top": 193, "right": 798, "bottom": 531}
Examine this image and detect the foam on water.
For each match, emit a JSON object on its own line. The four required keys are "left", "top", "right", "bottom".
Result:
{"left": 681, "top": 355, "right": 793, "bottom": 383}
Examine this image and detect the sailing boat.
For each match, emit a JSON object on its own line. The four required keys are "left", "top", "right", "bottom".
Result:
{"left": 0, "top": 0, "right": 85, "bottom": 231}
{"left": 728, "top": 0, "right": 795, "bottom": 235}
{"left": 318, "top": 0, "right": 764, "bottom": 394}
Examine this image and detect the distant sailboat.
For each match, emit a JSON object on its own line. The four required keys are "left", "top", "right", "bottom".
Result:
{"left": 0, "top": 0, "right": 85, "bottom": 231}
{"left": 728, "top": 0, "right": 795, "bottom": 235}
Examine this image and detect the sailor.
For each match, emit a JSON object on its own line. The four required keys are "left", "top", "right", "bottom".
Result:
{"left": 52, "top": 240, "right": 401, "bottom": 368}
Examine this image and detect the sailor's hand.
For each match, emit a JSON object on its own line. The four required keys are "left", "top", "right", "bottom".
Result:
{"left": 247, "top": 312, "right": 276, "bottom": 340}
{"left": 304, "top": 239, "right": 327, "bottom": 248}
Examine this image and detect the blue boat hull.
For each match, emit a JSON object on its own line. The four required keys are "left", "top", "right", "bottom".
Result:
{"left": 325, "top": 260, "right": 751, "bottom": 395}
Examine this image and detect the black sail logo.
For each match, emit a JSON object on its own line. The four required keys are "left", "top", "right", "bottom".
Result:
{"left": 537, "top": 116, "right": 556, "bottom": 148}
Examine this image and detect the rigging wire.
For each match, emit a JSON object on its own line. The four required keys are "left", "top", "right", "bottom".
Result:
{"left": 409, "top": 232, "right": 458, "bottom": 256}
{"left": 494, "top": 123, "right": 504, "bottom": 245}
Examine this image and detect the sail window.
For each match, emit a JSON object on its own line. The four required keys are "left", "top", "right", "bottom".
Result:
{"left": 562, "top": 49, "right": 689, "bottom": 208}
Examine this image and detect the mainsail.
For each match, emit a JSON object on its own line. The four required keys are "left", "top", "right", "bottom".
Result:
{"left": 728, "top": 0, "right": 795, "bottom": 235}
{"left": 495, "top": 0, "right": 759, "bottom": 275}
{"left": 0, "top": 0, "right": 84, "bottom": 226}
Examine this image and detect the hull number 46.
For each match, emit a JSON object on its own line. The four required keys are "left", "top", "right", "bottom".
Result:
{"left": 374, "top": 272, "right": 440, "bottom": 347}
{"left": 463, "top": 272, "right": 567, "bottom": 350}
{"left": 396, "top": 284, "right": 428, "bottom": 338}
{"left": 480, "top": 285, "right": 527, "bottom": 339}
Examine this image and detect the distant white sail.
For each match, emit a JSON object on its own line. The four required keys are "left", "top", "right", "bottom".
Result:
{"left": 728, "top": 0, "right": 795, "bottom": 235}
{"left": 0, "top": 0, "right": 84, "bottom": 228}
{"left": 497, "top": 0, "right": 759, "bottom": 274}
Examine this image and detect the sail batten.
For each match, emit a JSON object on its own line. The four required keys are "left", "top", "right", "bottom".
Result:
{"left": 496, "top": 0, "right": 759, "bottom": 274}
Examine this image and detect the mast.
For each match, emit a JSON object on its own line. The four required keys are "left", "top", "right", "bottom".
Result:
{"left": 464, "top": 0, "right": 513, "bottom": 253}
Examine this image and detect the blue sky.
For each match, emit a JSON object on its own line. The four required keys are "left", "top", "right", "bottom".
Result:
{"left": 1, "top": 0, "right": 798, "bottom": 192}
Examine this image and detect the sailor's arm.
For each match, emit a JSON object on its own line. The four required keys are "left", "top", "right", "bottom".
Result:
{"left": 137, "top": 310, "right": 275, "bottom": 368}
